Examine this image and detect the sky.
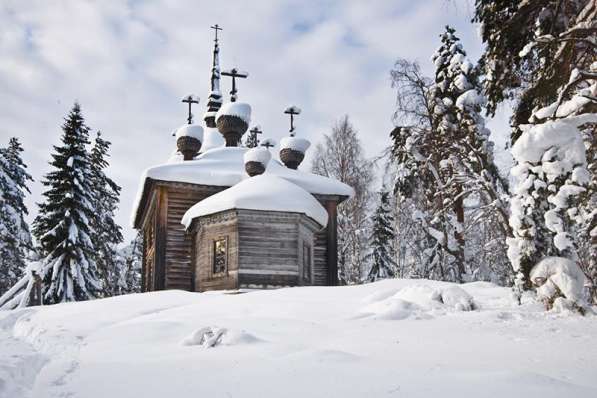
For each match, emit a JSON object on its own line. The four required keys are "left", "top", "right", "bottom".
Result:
{"left": 0, "top": 0, "right": 512, "bottom": 242}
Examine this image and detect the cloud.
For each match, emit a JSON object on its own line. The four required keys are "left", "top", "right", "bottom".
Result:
{"left": 0, "top": 0, "right": 508, "bottom": 242}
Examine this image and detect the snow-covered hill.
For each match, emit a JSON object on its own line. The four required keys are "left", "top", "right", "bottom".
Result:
{"left": 1, "top": 279, "right": 596, "bottom": 398}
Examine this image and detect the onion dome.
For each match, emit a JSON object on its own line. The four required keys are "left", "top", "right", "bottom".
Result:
{"left": 244, "top": 146, "right": 271, "bottom": 177}
{"left": 175, "top": 124, "right": 204, "bottom": 160}
{"left": 279, "top": 136, "right": 310, "bottom": 170}
{"left": 216, "top": 102, "right": 251, "bottom": 147}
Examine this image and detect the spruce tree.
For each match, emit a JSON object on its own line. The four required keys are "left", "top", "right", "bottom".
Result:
{"left": 366, "top": 190, "right": 397, "bottom": 281}
{"left": 390, "top": 28, "right": 510, "bottom": 284}
{"left": 474, "top": 0, "right": 596, "bottom": 296}
{"left": 427, "top": 26, "right": 469, "bottom": 281}
{"left": 0, "top": 138, "right": 33, "bottom": 294}
{"left": 123, "top": 233, "right": 143, "bottom": 294}
{"left": 473, "top": 0, "right": 594, "bottom": 141}
{"left": 89, "top": 132, "right": 124, "bottom": 296}
{"left": 32, "top": 103, "right": 101, "bottom": 303}
{"left": 427, "top": 26, "right": 512, "bottom": 282}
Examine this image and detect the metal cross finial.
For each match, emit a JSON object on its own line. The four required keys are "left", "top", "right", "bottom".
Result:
{"left": 247, "top": 125, "right": 263, "bottom": 148}
{"left": 284, "top": 106, "right": 301, "bottom": 136}
{"left": 221, "top": 68, "right": 249, "bottom": 102}
{"left": 261, "top": 138, "right": 275, "bottom": 149}
{"left": 211, "top": 24, "right": 222, "bottom": 43}
{"left": 182, "top": 95, "right": 199, "bottom": 124}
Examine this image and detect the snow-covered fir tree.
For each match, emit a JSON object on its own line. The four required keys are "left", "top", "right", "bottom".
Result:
{"left": 122, "top": 232, "right": 142, "bottom": 294}
{"left": 89, "top": 131, "right": 124, "bottom": 296}
{"left": 0, "top": 138, "right": 33, "bottom": 295}
{"left": 508, "top": 77, "right": 596, "bottom": 302}
{"left": 311, "top": 116, "right": 372, "bottom": 284}
{"left": 475, "top": 0, "right": 596, "bottom": 301}
{"left": 578, "top": 127, "right": 596, "bottom": 303}
{"left": 366, "top": 190, "right": 396, "bottom": 281}
{"left": 428, "top": 26, "right": 511, "bottom": 281}
{"left": 427, "top": 26, "right": 470, "bottom": 281}
{"left": 390, "top": 28, "right": 511, "bottom": 284}
{"left": 32, "top": 103, "right": 102, "bottom": 303}
{"left": 474, "top": 0, "right": 595, "bottom": 140}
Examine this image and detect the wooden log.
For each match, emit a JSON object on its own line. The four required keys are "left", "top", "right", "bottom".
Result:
{"left": 154, "top": 186, "right": 167, "bottom": 290}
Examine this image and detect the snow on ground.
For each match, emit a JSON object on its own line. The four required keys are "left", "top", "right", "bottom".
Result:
{"left": 1, "top": 279, "right": 596, "bottom": 398}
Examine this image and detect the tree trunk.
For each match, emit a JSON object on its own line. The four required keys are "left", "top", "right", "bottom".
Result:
{"left": 454, "top": 192, "right": 466, "bottom": 282}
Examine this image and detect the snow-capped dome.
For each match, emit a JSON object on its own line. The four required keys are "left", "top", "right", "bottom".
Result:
{"left": 175, "top": 124, "right": 204, "bottom": 141}
{"left": 216, "top": 102, "right": 251, "bottom": 125}
{"left": 181, "top": 174, "right": 329, "bottom": 228}
{"left": 280, "top": 136, "right": 310, "bottom": 153}
{"left": 244, "top": 147, "right": 271, "bottom": 165}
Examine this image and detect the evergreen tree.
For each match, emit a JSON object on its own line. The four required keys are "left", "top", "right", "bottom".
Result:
{"left": 390, "top": 28, "right": 510, "bottom": 284}
{"left": 433, "top": 26, "right": 512, "bottom": 278}
{"left": 366, "top": 190, "right": 397, "bottom": 281}
{"left": 474, "top": 0, "right": 596, "bottom": 297}
{"left": 473, "top": 0, "right": 595, "bottom": 141}
{"left": 0, "top": 138, "right": 33, "bottom": 294}
{"left": 122, "top": 232, "right": 143, "bottom": 294}
{"left": 32, "top": 103, "right": 101, "bottom": 303}
{"left": 427, "top": 26, "right": 470, "bottom": 281}
{"left": 89, "top": 131, "right": 124, "bottom": 296}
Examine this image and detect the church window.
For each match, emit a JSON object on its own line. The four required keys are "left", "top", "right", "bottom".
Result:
{"left": 302, "top": 243, "right": 311, "bottom": 282}
{"left": 213, "top": 237, "right": 228, "bottom": 274}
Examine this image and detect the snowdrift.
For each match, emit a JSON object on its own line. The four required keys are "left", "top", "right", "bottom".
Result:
{"left": 1, "top": 279, "right": 596, "bottom": 398}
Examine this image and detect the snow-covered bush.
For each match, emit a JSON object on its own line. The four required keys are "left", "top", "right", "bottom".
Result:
{"left": 530, "top": 257, "right": 586, "bottom": 313}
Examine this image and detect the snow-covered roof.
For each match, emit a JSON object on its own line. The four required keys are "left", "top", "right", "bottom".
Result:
{"left": 201, "top": 127, "right": 225, "bottom": 152}
{"left": 131, "top": 147, "right": 353, "bottom": 227}
{"left": 216, "top": 102, "right": 251, "bottom": 125}
{"left": 175, "top": 124, "right": 204, "bottom": 141}
{"left": 181, "top": 174, "right": 329, "bottom": 228}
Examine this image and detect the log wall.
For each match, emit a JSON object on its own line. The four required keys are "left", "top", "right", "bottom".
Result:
{"left": 164, "top": 183, "right": 226, "bottom": 290}
{"left": 138, "top": 181, "right": 344, "bottom": 293}
{"left": 193, "top": 210, "right": 239, "bottom": 291}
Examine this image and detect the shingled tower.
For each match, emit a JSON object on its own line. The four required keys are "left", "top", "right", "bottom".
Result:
{"left": 204, "top": 24, "right": 223, "bottom": 128}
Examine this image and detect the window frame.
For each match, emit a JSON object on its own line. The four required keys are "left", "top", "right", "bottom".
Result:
{"left": 302, "top": 242, "right": 312, "bottom": 283}
{"left": 212, "top": 236, "right": 228, "bottom": 275}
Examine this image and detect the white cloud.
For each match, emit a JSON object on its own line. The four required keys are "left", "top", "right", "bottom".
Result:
{"left": 0, "top": 0, "right": 509, "bottom": 242}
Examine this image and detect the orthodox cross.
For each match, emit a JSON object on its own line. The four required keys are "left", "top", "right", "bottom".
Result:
{"left": 247, "top": 125, "right": 263, "bottom": 148}
{"left": 261, "top": 138, "right": 276, "bottom": 150}
{"left": 211, "top": 24, "right": 222, "bottom": 43}
{"left": 181, "top": 95, "right": 199, "bottom": 124}
{"left": 221, "top": 68, "right": 248, "bottom": 102}
{"left": 284, "top": 106, "right": 301, "bottom": 136}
